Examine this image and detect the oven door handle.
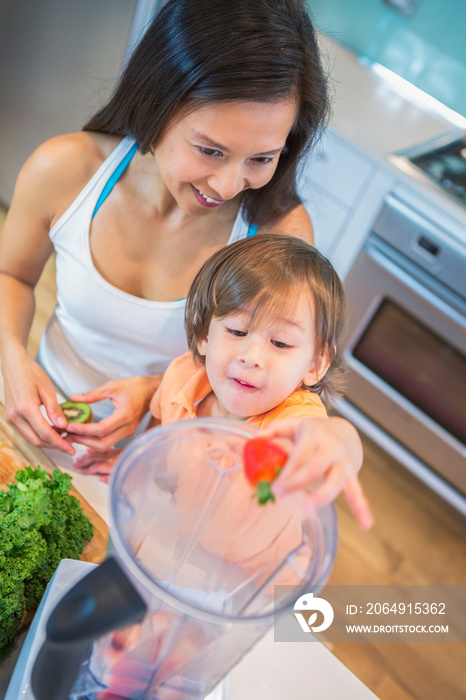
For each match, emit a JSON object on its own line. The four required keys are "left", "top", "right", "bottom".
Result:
{"left": 364, "top": 237, "right": 466, "bottom": 327}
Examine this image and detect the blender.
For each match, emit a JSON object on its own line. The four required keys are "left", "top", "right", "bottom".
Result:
{"left": 23, "top": 418, "right": 338, "bottom": 699}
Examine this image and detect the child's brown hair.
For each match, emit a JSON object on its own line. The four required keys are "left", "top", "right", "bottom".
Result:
{"left": 185, "top": 234, "right": 347, "bottom": 402}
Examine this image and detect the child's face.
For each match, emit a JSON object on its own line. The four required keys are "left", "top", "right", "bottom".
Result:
{"left": 198, "top": 291, "right": 330, "bottom": 420}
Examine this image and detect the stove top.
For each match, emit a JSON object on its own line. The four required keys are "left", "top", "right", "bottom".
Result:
{"left": 389, "top": 132, "right": 466, "bottom": 210}
{"left": 410, "top": 137, "right": 466, "bottom": 206}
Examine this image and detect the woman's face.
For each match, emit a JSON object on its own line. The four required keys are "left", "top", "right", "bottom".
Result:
{"left": 153, "top": 99, "right": 297, "bottom": 216}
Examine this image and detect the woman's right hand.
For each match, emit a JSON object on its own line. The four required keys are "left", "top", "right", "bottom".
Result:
{"left": 2, "top": 347, "right": 76, "bottom": 455}
{"left": 0, "top": 134, "right": 103, "bottom": 455}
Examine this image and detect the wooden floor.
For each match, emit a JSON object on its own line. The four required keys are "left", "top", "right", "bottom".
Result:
{"left": 329, "top": 438, "right": 466, "bottom": 700}
{"left": 1, "top": 206, "right": 465, "bottom": 699}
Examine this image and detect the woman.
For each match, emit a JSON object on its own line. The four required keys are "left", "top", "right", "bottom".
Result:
{"left": 0, "top": 0, "right": 373, "bottom": 527}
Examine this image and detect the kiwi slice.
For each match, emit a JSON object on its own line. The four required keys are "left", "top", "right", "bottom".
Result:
{"left": 59, "top": 400, "right": 92, "bottom": 424}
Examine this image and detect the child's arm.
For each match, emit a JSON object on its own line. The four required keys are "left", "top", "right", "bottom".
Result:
{"left": 258, "top": 416, "right": 374, "bottom": 530}
{"left": 74, "top": 448, "right": 122, "bottom": 483}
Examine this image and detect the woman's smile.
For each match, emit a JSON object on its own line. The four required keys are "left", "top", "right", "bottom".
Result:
{"left": 154, "top": 99, "right": 297, "bottom": 217}
{"left": 191, "top": 185, "right": 224, "bottom": 207}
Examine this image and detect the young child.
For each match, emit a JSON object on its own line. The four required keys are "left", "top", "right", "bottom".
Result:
{"left": 76, "top": 234, "right": 372, "bottom": 528}
{"left": 72, "top": 236, "right": 373, "bottom": 698}
{"left": 150, "top": 233, "right": 345, "bottom": 427}
{"left": 73, "top": 235, "right": 370, "bottom": 698}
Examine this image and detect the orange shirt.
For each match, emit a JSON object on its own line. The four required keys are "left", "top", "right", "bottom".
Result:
{"left": 151, "top": 351, "right": 327, "bottom": 426}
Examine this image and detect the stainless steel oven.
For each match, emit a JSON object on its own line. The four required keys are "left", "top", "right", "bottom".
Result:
{"left": 337, "top": 191, "right": 466, "bottom": 514}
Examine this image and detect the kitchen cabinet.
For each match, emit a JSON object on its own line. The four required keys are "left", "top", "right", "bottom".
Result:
{"left": 299, "top": 185, "right": 348, "bottom": 256}
{"left": 299, "top": 130, "right": 396, "bottom": 277}
{"left": 301, "top": 131, "right": 375, "bottom": 207}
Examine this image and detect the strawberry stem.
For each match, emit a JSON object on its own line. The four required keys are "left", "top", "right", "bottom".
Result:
{"left": 255, "top": 481, "right": 276, "bottom": 505}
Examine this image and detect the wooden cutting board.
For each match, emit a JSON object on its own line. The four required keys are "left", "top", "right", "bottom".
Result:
{"left": 0, "top": 402, "right": 108, "bottom": 564}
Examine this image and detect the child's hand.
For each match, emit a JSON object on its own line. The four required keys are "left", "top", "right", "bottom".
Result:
{"left": 258, "top": 416, "right": 374, "bottom": 530}
{"left": 74, "top": 447, "right": 123, "bottom": 483}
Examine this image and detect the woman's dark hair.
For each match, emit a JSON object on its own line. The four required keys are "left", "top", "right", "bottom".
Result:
{"left": 185, "top": 235, "right": 347, "bottom": 403}
{"left": 84, "top": 0, "right": 330, "bottom": 226}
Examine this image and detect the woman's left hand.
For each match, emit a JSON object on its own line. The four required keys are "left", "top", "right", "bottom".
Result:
{"left": 258, "top": 416, "right": 374, "bottom": 530}
{"left": 62, "top": 375, "right": 162, "bottom": 450}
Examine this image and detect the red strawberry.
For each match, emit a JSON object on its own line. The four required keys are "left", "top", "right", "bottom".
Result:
{"left": 243, "top": 437, "right": 288, "bottom": 505}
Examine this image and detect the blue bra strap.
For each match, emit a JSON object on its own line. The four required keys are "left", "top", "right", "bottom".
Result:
{"left": 247, "top": 223, "right": 258, "bottom": 237}
{"left": 92, "top": 142, "right": 138, "bottom": 219}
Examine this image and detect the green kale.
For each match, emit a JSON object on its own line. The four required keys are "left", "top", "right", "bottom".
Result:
{"left": 0, "top": 466, "right": 93, "bottom": 659}
{"left": 0, "top": 516, "right": 46, "bottom": 597}
{"left": 0, "top": 588, "right": 26, "bottom": 658}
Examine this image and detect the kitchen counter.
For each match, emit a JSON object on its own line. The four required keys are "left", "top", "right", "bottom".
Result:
{"left": 319, "top": 34, "right": 462, "bottom": 160}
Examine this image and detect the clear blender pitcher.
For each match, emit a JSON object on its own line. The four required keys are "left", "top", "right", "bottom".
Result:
{"left": 31, "top": 418, "right": 338, "bottom": 700}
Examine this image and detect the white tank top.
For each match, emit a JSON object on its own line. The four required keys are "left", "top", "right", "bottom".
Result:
{"left": 37, "top": 136, "right": 252, "bottom": 418}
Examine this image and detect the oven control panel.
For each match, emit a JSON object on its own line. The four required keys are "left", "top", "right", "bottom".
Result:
{"left": 372, "top": 194, "right": 466, "bottom": 300}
